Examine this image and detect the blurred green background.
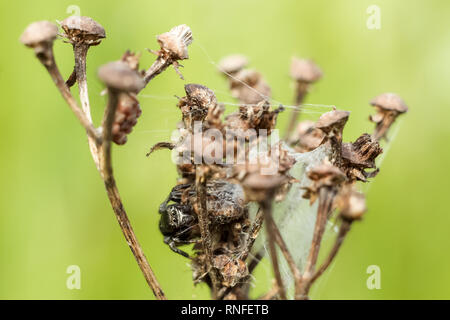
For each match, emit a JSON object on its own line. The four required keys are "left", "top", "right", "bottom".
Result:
{"left": 1, "top": 0, "right": 450, "bottom": 299}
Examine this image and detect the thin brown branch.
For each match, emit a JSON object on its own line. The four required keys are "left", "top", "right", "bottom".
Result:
{"left": 73, "top": 43, "right": 100, "bottom": 169}
{"left": 142, "top": 56, "right": 172, "bottom": 89}
{"left": 267, "top": 213, "right": 302, "bottom": 282}
{"left": 260, "top": 200, "right": 287, "bottom": 300}
{"left": 242, "top": 208, "right": 264, "bottom": 260}
{"left": 98, "top": 91, "right": 166, "bottom": 300}
{"left": 310, "top": 219, "right": 351, "bottom": 284}
{"left": 195, "top": 165, "right": 220, "bottom": 298}
{"left": 284, "top": 82, "right": 309, "bottom": 140}
{"left": 258, "top": 283, "right": 279, "bottom": 300}
{"left": 43, "top": 54, "right": 101, "bottom": 144}
{"left": 296, "top": 187, "right": 335, "bottom": 299}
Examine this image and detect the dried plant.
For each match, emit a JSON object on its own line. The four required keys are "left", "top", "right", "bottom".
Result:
{"left": 22, "top": 15, "right": 408, "bottom": 300}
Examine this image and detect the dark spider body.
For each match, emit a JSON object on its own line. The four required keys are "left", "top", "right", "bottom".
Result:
{"left": 158, "top": 181, "right": 246, "bottom": 258}
{"left": 159, "top": 184, "right": 199, "bottom": 258}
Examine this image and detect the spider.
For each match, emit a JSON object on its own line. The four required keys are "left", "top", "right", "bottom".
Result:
{"left": 158, "top": 184, "right": 199, "bottom": 258}
{"left": 158, "top": 181, "right": 247, "bottom": 258}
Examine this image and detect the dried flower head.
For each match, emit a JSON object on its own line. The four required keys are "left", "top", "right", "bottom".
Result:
{"left": 20, "top": 20, "right": 58, "bottom": 48}
{"left": 98, "top": 61, "right": 145, "bottom": 92}
{"left": 291, "top": 120, "right": 325, "bottom": 152}
{"left": 290, "top": 57, "right": 322, "bottom": 83}
{"left": 315, "top": 109, "right": 350, "bottom": 140}
{"left": 111, "top": 92, "right": 142, "bottom": 145}
{"left": 233, "top": 146, "right": 295, "bottom": 203}
{"left": 338, "top": 187, "right": 367, "bottom": 221}
{"left": 303, "top": 162, "right": 347, "bottom": 204}
{"left": 157, "top": 24, "right": 193, "bottom": 60}
{"left": 61, "top": 16, "right": 106, "bottom": 45}
{"left": 341, "top": 133, "right": 383, "bottom": 181}
{"left": 20, "top": 21, "right": 58, "bottom": 66}
{"left": 225, "top": 100, "right": 283, "bottom": 133}
{"left": 370, "top": 93, "right": 408, "bottom": 140}
{"left": 178, "top": 84, "right": 217, "bottom": 128}
{"left": 213, "top": 254, "right": 248, "bottom": 287}
{"left": 218, "top": 54, "right": 249, "bottom": 75}
{"left": 371, "top": 92, "right": 408, "bottom": 114}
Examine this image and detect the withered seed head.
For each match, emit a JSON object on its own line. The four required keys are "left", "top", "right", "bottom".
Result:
{"left": 218, "top": 54, "right": 249, "bottom": 74}
{"left": 233, "top": 155, "right": 293, "bottom": 203}
{"left": 290, "top": 57, "right": 322, "bottom": 83}
{"left": 292, "top": 120, "right": 325, "bottom": 152}
{"left": 98, "top": 61, "right": 144, "bottom": 92}
{"left": 338, "top": 187, "right": 367, "bottom": 221}
{"left": 341, "top": 133, "right": 382, "bottom": 182}
{"left": 157, "top": 24, "right": 193, "bottom": 60}
{"left": 61, "top": 16, "right": 106, "bottom": 45}
{"left": 20, "top": 21, "right": 58, "bottom": 48}
{"left": 303, "top": 162, "right": 347, "bottom": 204}
{"left": 178, "top": 84, "right": 217, "bottom": 127}
{"left": 307, "top": 163, "right": 346, "bottom": 185}
{"left": 316, "top": 110, "right": 350, "bottom": 137}
{"left": 213, "top": 254, "right": 248, "bottom": 288}
{"left": 369, "top": 93, "right": 408, "bottom": 140}
{"left": 184, "top": 84, "right": 217, "bottom": 109}
{"left": 342, "top": 133, "right": 382, "bottom": 168}
{"left": 370, "top": 93, "right": 408, "bottom": 114}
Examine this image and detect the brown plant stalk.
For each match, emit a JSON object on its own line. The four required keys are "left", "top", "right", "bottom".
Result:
{"left": 21, "top": 19, "right": 196, "bottom": 300}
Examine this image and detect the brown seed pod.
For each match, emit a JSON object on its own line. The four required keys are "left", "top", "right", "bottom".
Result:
{"left": 232, "top": 148, "right": 295, "bottom": 203}
{"left": 341, "top": 133, "right": 383, "bottom": 181}
{"left": 20, "top": 20, "right": 58, "bottom": 48}
{"left": 370, "top": 93, "right": 408, "bottom": 140}
{"left": 20, "top": 21, "right": 58, "bottom": 66}
{"left": 337, "top": 186, "right": 367, "bottom": 221}
{"left": 218, "top": 54, "right": 249, "bottom": 75}
{"left": 291, "top": 120, "right": 325, "bottom": 153}
{"left": 213, "top": 254, "right": 248, "bottom": 288}
{"left": 178, "top": 84, "right": 217, "bottom": 128}
{"left": 315, "top": 109, "right": 350, "bottom": 140}
{"left": 290, "top": 57, "right": 323, "bottom": 84}
{"left": 111, "top": 92, "right": 142, "bottom": 145}
{"left": 61, "top": 16, "right": 106, "bottom": 45}
{"left": 225, "top": 100, "right": 283, "bottom": 134}
{"left": 302, "top": 163, "right": 347, "bottom": 204}
{"left": 315, "top": 109, "right": 350, "bottom": 166}
{"left": 98, "top": 61, "right": 145, "bottom": 93}
{"left": 157, "top": 24, "right": 193, "bottom": 60}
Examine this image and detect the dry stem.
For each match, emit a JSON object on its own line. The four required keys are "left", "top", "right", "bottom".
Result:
{"left": 40, "top": 52, "right": 100, "bottom": 144}
{"left": 195, "top": 166, "right": 220, "bottom": 298}
{"left": 268, "top": 213, "right": 302, "bottom": 282}
{"left": 42, "top": 46, "right": 171, "bottom": 299}
{"left": 242, "top": 208, "right": 264, "bottom": 260}
{"left": 142, "top": 56, "right": 172, "bottom": 88}
{"left": 310, "top": 219, "right": 351, "bottom": 284}
{"left": 284, "top": 82, "right": 308, "bottom": 140}
{"left": 73, "top": 43, "right": 100, "bottom": 169}
{"left": 296, "top": 187, "right": 335, "bottom": 299}
{"left": 260, "top": 199, "right": 287, "bottom": 300}
{"left": 98, "top": 91, "right": 166, "bottom": 299}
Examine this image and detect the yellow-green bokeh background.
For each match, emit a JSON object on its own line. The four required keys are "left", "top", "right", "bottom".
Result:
{"left": 1, "top": 0, "right": 449, "bottom": 299}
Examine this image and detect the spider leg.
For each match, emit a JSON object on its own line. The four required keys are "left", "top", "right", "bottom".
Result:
{"left": 164, "top": 236, "right": 190, "bottom": 258}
